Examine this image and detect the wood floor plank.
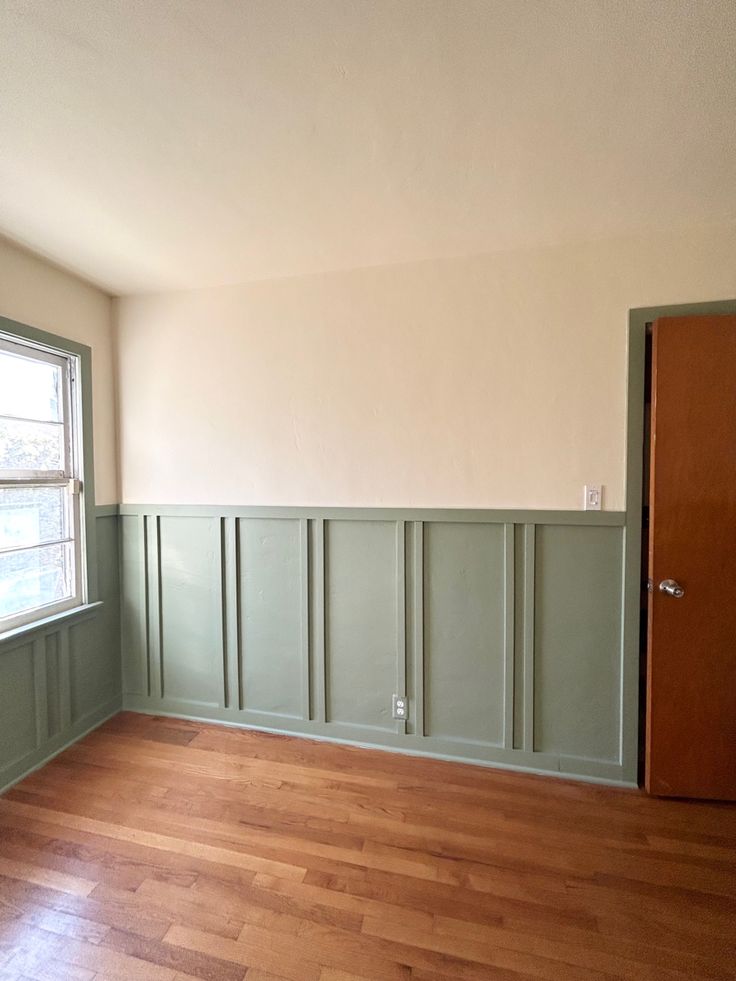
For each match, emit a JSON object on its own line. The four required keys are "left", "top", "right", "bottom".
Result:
{"left": 0, "top": 809, "right": 258, "bottom": 897}
{"left": 249, "top": 871, "right": 434, "bottom": 931}
{"left": 0, "top": 919, "right": 178, "bottom": 981}
{"left": 428, "top": 913, "right": 729, "bottom": 980}
{"left": 245, "top": 971, "right": 306, "bottom": 981}
{"left": 0, "top": 874, "right": 171, "bottom": 942}
{"left": 0, "top": 800, "right": 307, "bottom": 884}
{"left": 132, "top": 878, "right": 247, "bottom": 938}
{"left": 163, "top": 924, "right": 322, "bottom": 981}
{"left": 189, "top": 873, "right": 365, "bottom": 933}
{"left": 0, "top": 858, "right": 96, "bottom": 899}
{"left": 101, "top": 926, "right": 247, "bottom": 981}
{"left": 1, "top": 946, "right": 96, "bottom": 980}
{"left": 0, "top": 712, "right": 734, "bottom": 980}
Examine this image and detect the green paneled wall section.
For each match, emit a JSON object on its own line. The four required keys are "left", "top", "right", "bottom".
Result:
{"left": 240, "top": 518, "right": 304, "bottom": 718}
{"left": 0, "top": 511, "right": 122, "bottom": 793}
{"left": 120, "top": 505, "right": 637, "bottom": 784}
{"left": 326, "top": 519, "right": 399, "bottom": 731}
{"left": 424, "top": 521, "right": 506, "bottom": 746}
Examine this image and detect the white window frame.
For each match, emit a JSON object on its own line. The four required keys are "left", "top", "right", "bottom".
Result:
{"left": 0, "top": 332, "right": 86, "bottom": 632}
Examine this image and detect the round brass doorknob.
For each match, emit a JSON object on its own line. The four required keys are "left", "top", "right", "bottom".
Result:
{"left": 659, "top": 579, "right": 685, "bottom": 598}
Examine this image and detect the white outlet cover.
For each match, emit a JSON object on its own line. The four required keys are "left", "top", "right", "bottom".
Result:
{"left": 392, "top": 694, "right": 408, "bottom": 720}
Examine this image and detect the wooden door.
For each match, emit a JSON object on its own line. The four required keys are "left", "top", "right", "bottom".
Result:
{"left": 646, "top": 314, "right": 736, "bottom": 799}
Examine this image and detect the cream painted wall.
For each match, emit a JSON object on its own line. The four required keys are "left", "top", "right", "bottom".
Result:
{"left": 0, "top": 236, "right": 118, "bottom": 504}
{"left": 116, "top": 221, "right": 736, "bottom": 510}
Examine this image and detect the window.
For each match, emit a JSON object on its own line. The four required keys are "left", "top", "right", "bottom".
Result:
{"left": 0, "top": 333, "right": 85, "bottom": 632}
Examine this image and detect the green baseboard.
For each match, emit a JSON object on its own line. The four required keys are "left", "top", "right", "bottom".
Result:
{"left": 122, "top": 699, "right": 634, "bottom": 787}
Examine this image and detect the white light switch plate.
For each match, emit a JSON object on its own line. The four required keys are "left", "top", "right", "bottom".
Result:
{"left": 584, "top": 485, "right": 602, "bottom": 511}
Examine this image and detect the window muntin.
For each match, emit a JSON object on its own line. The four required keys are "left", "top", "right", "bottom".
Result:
{"left": 0, "top": 335, "right": 84, "bottom": 631}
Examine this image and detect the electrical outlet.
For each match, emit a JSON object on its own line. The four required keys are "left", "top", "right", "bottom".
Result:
{"left": 392, "top": 694, "right": 408, "bottom": 721}
{"left": 584, "top": 484, "right": 602, "bottom": 511}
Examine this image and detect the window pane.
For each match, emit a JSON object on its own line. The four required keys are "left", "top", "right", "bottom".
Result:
{"left": 0, "top": 417, "right": 64, "bottom": 472}
{"left": 0, "top": 542, "right": 73, "bottom": 621}
{"left": 0, "top": 349, "right": 62, "bottom": 422}
{"left": 0, "top": 486, "right": 68, "bottom": 550}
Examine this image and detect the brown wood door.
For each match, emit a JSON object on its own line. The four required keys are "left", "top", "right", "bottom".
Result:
{"left": 646, "top": 314, "right": 736, "bottom": 799}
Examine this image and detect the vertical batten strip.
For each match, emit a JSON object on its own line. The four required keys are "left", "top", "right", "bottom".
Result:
{"left": 235, "top": 518, "right": 249, "bottom": 712}
{"left": 58, "top": 627, "right": 71, "bottom": 730}
{"left": 395, "top": 521, "right": 407, "bottom": 736}
{"left": 503, "top": 523, "right": 515, "bottom": 749}
{"left": 218, "top": 518, "right": 228, "bottom": 709}
{"left": 236, "top": 519, "right": 244, "bottom": 711}
{"left": 140, "top": 513, "right": 150, "bottom": 697}
{"left": 237, "top": 520, "right": 245, "bottom": 711}
{"left": 412, "top": 521, "right": 425, "bottom": 738}
{"left": 404, "top": 523, "right": 415, "bottom": 735}
{"left": 299, "top": 518, "right": 311, "bottom": 721}
{"left": 156, "top": 516, "right": 164, "bottom": 698}
{"left": 522, "top": 523, "right": 536, "bottom": 753}
{"left": 32, "top": 637, "right": 48, "bottom": 748}
{"left": 223, "top": 518, "right": 240, "bottom": 711}
{"left": 146, "top": 515, "right": 163, "bottom": 699}
{"left": 618, "top": 525, "right": 630, "bottom": 767}
{"left": 312, "top": 518, "right": 327, "bottom": 723}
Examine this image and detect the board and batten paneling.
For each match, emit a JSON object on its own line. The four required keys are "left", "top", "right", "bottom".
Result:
{"left": 158, "top": 515, "right": 222, "bottom": 707}
{"left": 120, "top": 506, "right": 634, "bottom": 783}
{"left": 0, "top": 511, "right": 122, "bottom": 793}
{"left": 424, "top": 521, "right": 507, "bottom": 747}
{"left": 325, "top": 519, "right": 400, "bottom": 731}
{"left": 533, "top": 524, "right": 624, "bottom": 763}
{"left": 239, "top": 517, "right": 304, "bottom": 718}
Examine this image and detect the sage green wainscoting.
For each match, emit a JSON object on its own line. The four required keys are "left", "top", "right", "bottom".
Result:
{"left": 120, "top": 505, "right": 636, "bottom": 784}
{"left": 0, "top": 508, "right": 122, "bottom": 793}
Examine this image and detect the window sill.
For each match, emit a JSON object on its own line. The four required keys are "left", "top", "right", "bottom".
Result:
{"left": 0, "top": 602, "right": 103, "bottom": 648}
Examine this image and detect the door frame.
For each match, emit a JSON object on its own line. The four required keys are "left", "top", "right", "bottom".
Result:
{"left": 624, "top": 298, "right": 736, "bottom": 785}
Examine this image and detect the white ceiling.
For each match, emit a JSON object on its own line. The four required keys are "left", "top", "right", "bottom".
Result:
{"left": 1, "top": 0, "right": 735, "bottom": 295}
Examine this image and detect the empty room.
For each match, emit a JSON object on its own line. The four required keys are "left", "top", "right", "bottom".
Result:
{"left": 0, "top": 1, "right": 735, "bottom": 979}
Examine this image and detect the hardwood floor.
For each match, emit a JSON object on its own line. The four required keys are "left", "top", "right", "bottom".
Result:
{"left": 0, "top": 713, "right": 734, "bottom": 981}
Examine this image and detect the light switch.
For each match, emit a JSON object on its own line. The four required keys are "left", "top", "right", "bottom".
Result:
{"left": 584, "top": 485, "right": 602, "bottom": 511}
